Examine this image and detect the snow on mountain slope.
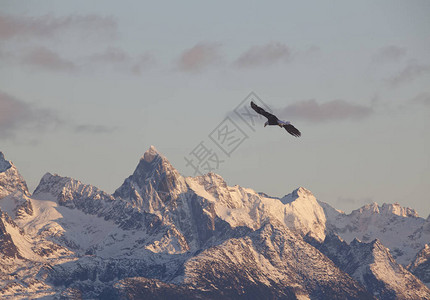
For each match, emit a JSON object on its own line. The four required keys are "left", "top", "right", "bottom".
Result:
{"left": 15, "top": 194, "right": 126, "bottom": 257}
{"left": 0, "top": 207, "right": 64, "bottom": 299}
{"left": 32, "top": 175, "right": 188, "bottom": 256}
{"left": 1, "top": 146, "right": 429, "bottom": 299}
{"left": 188, "top": 174, "right": 327, "bottom": 242}
{"left": 0, "top": 152, "right": 29, "bottom": 199}
{"left": 320, "top": 201, "right": 430, "bottom": 266}
{"left": 179, "top": 222, "right": 372, "bottom": 300}
{"left": 0, "top": 210, "right": 36, "bottom": 260}
{"left": 0, "top": 153, "right": 33, "bottom": 222}
{"left": 111, "top": 223, "right": 372, "bottom": 300}
{"left": 409, "top": 244, "right": 430, "bottom": 288}
{"left": 114, "top": 146, "right": 327, "bottom": 244}
{"left": 314, "top": 233, "right": 430, "bottom": 299}
{"left": 113, "top": 146, "right": 328, "bottom": 256}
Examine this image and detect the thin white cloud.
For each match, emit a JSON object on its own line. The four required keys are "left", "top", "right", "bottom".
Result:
{"left": 21, "top": 47, "right": 77, "bottom": 72}
{"left": 0, "top": 91, "right": 61, "bottom": 139}
{"left": 0, "top": 90, "right": 118, "bottom": 139}
{"left": 177, "top": 43, "right": 222, "bottom": 72}
{"left": 88, "top": 47, "right": 130, "bottom": 63}
{"left": 74, "top": 124, "right": 117, "bottom": 134}
{"left": 131, "top": 53, "right": 156, "bottom": 75}
{"left": 410, "top": 92, "right": 430, "bottom": 106}
{"left": 87, "top": 47, "right": 156, "bottom": 74}
{"left": 7, "top": 46, "right": 156, "bottom": 75}
{"left": 0, "top": 13, "right": 117, "bottom": 40}
{"left": 372, "top": 45, "right": 407, "bottom": 64}
{"left": 388, "top": 63, "right": 430, "bottom": 87}
{"left": 280, "top": 99, "right": 373, "bottom": 123}
{"left": 234, "top": 42, "right": 291, "bottom": 68}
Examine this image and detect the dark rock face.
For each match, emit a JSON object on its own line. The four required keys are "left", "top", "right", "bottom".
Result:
{"left": 0, "top": 210, "right": 22, "bottom": 259}
{"left": 113, "top": 146, "right": 182, "bottom": 211}
{"left": 111, "top": 277, "right": 299, "bottom": 300}
{"left": 15, "top": 198, "right": 33, "bottom": 218}
{"left": 0, "top": 152, "right": 11, "bottom": 173}
{"left": 106, "top": 277, "right": 223, "bottom": 300}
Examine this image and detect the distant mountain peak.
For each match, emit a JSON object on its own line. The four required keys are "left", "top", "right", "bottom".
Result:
{"left": 141, "top": 145, "right": 161, "bottom": 163}
{"left": 114, "top": 146, "right": 185, "bottom": 210}
{"left": 409, "top": 243, "right": 430, "bottom": 287}
{"left": 136, "top": 146, "right": 173, "bottom": 174}
{"left": 0, "top": 152, "right": 29, "bottom": 197}
{"left": 280, "top": 186, "right": 313, "bottom": 204}
{"left": 381, "top": 202, "right": 419, "bottom": 218}
{"left": 353, "top": 202, "right": 380, "bottom": 215}
{"left": 351, "top": 201, "right": 419, "bottom": 218}
{"left": 0, "top": 152, "right": 12, "bottom": 173}
{"left": 197, "top": 172, "right": 227, "bottom": 188}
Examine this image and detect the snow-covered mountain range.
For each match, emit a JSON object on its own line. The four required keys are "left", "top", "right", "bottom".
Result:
{"left": 0, "top": 147, "right": 429, "bottom": 299}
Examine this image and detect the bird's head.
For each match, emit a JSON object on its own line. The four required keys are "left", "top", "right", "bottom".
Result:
{"left": 264, "top": 121, "right": 268, "bottom": 127}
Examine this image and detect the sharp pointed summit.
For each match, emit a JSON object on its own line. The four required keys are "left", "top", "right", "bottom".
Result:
{"left": 113, "top": 146, "right": 186, "bottom": 211}
{"left": 280, "top": 186, "right": 313, "bottom": 204}
{"left": 142, "top": 145, "right": 161, "bottom": 163}
{"left": 0, "top": 152, "right": 30, "bottom": 198}
{"left": 0, "top": 152, "right": 12, "bottom": 173}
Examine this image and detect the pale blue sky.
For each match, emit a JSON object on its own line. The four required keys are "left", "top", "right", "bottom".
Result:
{"left": 1, "top": 1, "right": 429, "bottom": 216}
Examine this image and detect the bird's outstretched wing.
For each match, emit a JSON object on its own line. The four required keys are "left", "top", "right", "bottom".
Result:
{"left": 250, "top": 101, "right": 278, "bottom": 122}
{"left": 283, "top": 124, "right": 301, "bottom": 137}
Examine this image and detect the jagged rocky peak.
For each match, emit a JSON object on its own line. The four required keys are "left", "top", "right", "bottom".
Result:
{"left": 0, "top": 151, "right": 30, "bottom": 198}
{"left": 351, "top": 202, "right": 380, "bottom": 216}
{"left": 349, "top": 237, "right": 388, "bottom": 250}
{"left": 117, "top": 146, "right": 181, "bottom": 191}
{"left": 359, "top": 238, "right": 385, "bottom": 252}
{"left": 280, "top": 186, "right": 314, "bottom": 204}
{"left": 381, "top": 202, "right": 419, "bottom": 218}
{"left": 408, "top": 244, "right": 430, "bottom": 287}
{"left": 193, "top": 172, "right": 228, "bottom": 192}
{"left": 347, "top": 237, "right": 401, "bottom": 267}
{"left": 114, "top": 146, "right": 186, "bottom": 209}
{"left": 351, "top": 201, "right": 419, "bottom": 218}
{"left": 278, "top": 187, "right": 327, "bottom": 242}
{"left": 33, "top": 172, "right": 115, "bottom": 211}
{"left": 33, "top": 172, "right": 73, "bottom": 197}
{"left": 410, "top": 244, "right": 430, "bottom": 268}
{"left": 316, "top": 234, "right": 430, "bottom": 299}
{"left": 137, "top": 145, "right": 179, "bottom": 176}
{"left": 0, "top": 151, "right": 12, "bottom": 172}
{"left": 142, "top": 145, "right": 160, "bottom": 163}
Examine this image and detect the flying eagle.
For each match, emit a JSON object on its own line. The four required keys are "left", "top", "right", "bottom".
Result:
{"left": 250, "top": 101, "right": 301, "bottom": 137}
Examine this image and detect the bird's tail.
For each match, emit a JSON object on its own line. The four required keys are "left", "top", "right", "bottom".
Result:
{"left": 283, "top": 124, "right": 301, "bottom": 137}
